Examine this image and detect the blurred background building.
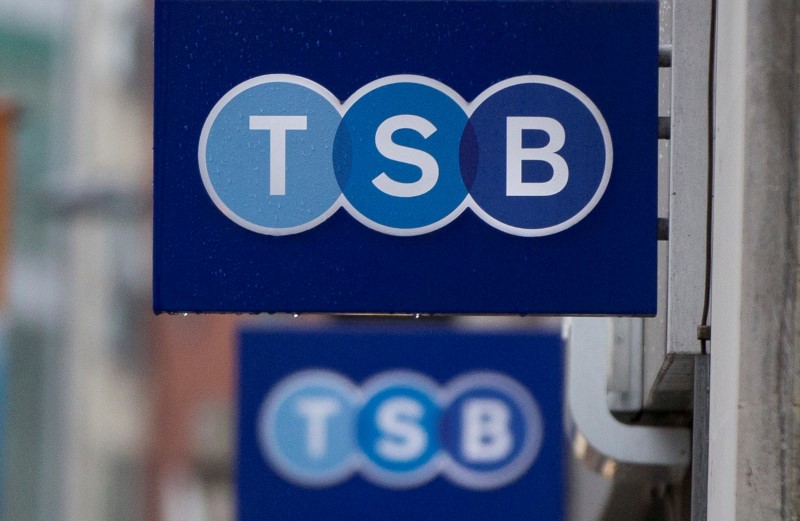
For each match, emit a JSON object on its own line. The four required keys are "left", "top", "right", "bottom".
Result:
{"left": 0, "top": 0, "right": 153, "bottom": 518}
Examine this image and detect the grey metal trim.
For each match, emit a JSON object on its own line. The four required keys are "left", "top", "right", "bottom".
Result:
{"left": 691, "top": 354, "right": 710, "bottom": 521}
{"left": 658, "top": 116, "right": 671, "bottom": 139}
{"left": 659, "top": 44, "right": 673, "bottom": 67}
{"left": 607, "top": 318, "right": 644, "bottom": 415}
{"left": 666, "top": 0, "right": 712, "bottom": 357}
{"left": 565, "top": 318, "right": 691, "bottom": 466}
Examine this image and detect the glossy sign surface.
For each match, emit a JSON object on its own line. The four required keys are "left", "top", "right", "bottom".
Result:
{"left": 154, "top": 0, "right": 658, "bottom": 314}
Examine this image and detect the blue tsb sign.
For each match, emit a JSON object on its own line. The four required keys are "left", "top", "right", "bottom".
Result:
{"left": 154, "top": 0, "right": 658, "bottom": 314}
{"left": 238, "top": 327, "right": 565, "bottom": 520}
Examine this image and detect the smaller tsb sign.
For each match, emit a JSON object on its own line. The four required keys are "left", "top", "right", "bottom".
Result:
{"left": 238, "top": 327, "right": 565, "bottom": 521}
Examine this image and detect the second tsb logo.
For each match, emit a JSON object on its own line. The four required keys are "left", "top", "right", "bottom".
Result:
{"left": 257, "top": 370, "right": 544, "bottom": 490}
{"left": 199, "top": 75, "right": 612, "bottom": 237}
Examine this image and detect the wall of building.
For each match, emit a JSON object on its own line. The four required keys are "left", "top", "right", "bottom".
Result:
{"left": 709, "top": 1, "right": 800, "bottom": 519}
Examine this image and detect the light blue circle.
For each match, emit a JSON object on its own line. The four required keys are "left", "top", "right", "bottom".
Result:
{"left": 202, "top": 78, "right": 342, "bottom": 233}
{"left": 260, "top": 371, "right": 356, "bottom": 486}
{"left": 335, "top": 80, "right": 468, "bottom": 234}
{"left": 356, "top": 377, "right": 440, "bottom": 485}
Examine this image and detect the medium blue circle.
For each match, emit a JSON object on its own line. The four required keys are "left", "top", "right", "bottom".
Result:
{"left": 260, "top": 372, "right": 356, "bottom": 486}
{"left": 461, "top": 80, "right": 609, "bottom": 232}
{"left": 357, "top": 382, "right": 440, "bottom": 477}
{"left": 202, "top": 79, "right": 342, "bottom": 232}
{"left": 335, "top": 81, "right": 468, "bottom": 233}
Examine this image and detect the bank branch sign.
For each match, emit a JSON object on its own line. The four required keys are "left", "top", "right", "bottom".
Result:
{"left": 154, "top": 0, "right": 658, "bottom": 314}
{"left": 238, "top": 327, "right": 565, "bottom": 520}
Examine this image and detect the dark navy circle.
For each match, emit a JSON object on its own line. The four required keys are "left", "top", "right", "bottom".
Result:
{"left": 461, "top": 77, "right": 611, "bottom": 235}
{"left": 441, "top": 388, "right": 527, "bottom": 472}
{"left": 440, "top": 372, "right": 544, "bottom": 489}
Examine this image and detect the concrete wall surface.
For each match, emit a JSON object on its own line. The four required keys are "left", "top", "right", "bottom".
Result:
{"left": 709, "top": 0, "right": 800, "bottom": 519}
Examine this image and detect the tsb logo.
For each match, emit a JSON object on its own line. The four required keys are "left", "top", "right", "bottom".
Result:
{"left": 257, "top": 370, "right": 544, "bottom": 490}
{"left": 200, "top": 75, "right": 612, "bottom": 237}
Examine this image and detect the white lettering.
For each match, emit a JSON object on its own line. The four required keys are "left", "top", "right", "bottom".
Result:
{"left": 372, "top": 115, "right": 439, "bottom": 198}
{"left": 506, "top": 116, "right": 568, "bottom": 196}
{"left": 462, "top": 398, "right": 513, "bottom": 462}
{"left": 296, "top": 397, "right": 341, "bottom": 459}
{"left": 375, "top": 397, "right": 428, "bottom": 461}
{"left": 249, "top": 115, "right": 308, "bottom": 196}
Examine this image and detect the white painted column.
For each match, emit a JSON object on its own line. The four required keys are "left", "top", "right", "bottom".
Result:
{"left": 707, "top": 1, "right": 746, "bottom": 517}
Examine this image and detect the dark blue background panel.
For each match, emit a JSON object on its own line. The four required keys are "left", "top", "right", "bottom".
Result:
{"left": 154, "top": 0, "right": 658, "bottom": 315}
{"left": 237, "top": 325, "right": 565, "bottom": 521}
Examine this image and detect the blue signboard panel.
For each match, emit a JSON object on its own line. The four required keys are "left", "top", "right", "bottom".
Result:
{"left": 238, "top": 326, "right": 565, "bottom": 521}
{"left": 154, "top": 0, "right": 658, "bottom": 314}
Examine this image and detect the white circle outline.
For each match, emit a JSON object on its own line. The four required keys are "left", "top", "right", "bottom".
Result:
{"left": 463, "top": 75, "right": 614, "bottom": 237}
{"left": 355, "top": 370, "right": 446, "bottom": 489}
{"left": 198, "top": 74, "right": 346, "bottom": 236}
{"left": 439, "top": 371, "right": 545, "bottom": 490}
{"left": 198, "top": 74, "right": 613, "bottom": 237}
{"left": 258, "top": 369, "right": 359, "bottom": 488}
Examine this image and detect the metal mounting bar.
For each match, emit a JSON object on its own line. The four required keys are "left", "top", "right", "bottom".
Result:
{"left": 658, "top": 117, "right": 671, "bottom": 140}
{"left": 565, "top": 317, "right": 691, "bottom": 466}
{"left": 666, "top": 0, "right": 712, "bottom": 357}
{"left": 606, "top": 318, "right": 644, "bottom": 415}
{"left": 659, "top": 44, "right": 672, "bottom": 67}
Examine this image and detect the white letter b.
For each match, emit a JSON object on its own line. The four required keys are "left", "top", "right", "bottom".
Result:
{"left": 506, "top": 116, "right": 568, "bottom": 197}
